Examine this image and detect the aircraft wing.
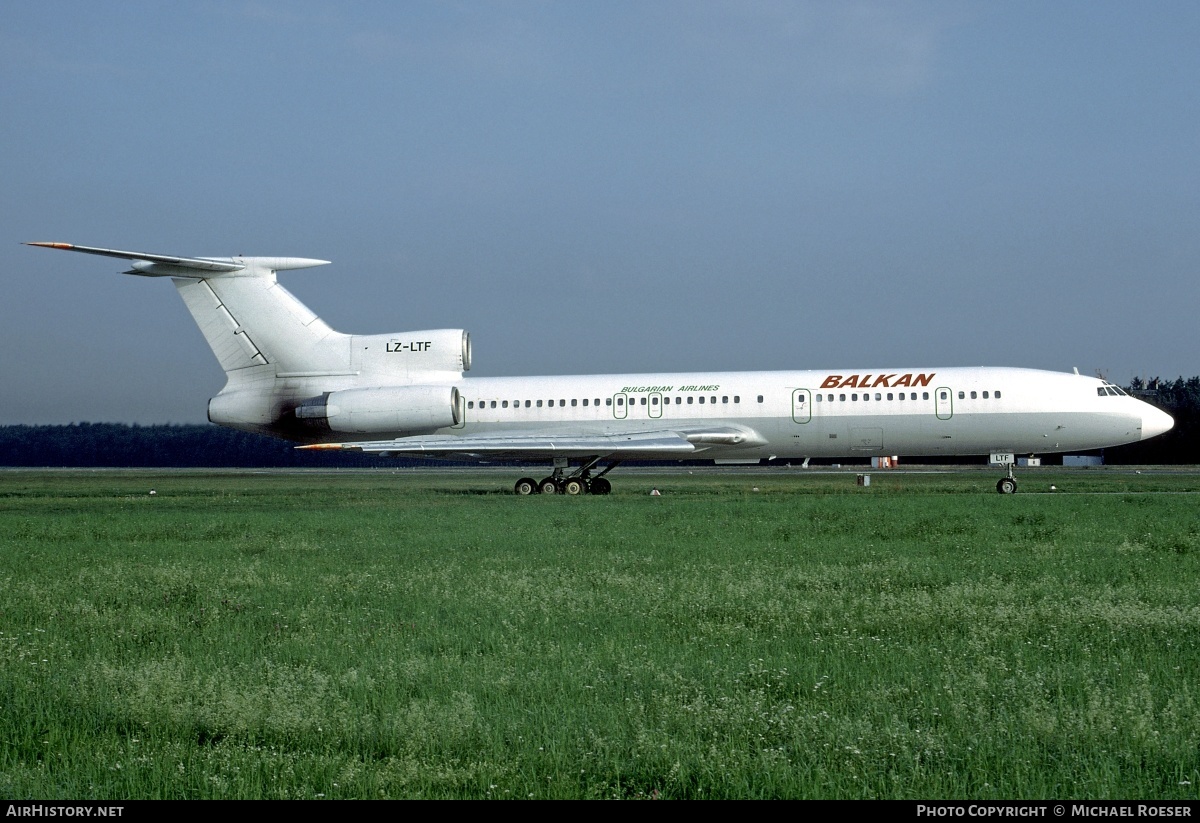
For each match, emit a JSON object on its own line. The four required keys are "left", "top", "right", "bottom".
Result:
{"left": 298, "top": 426, "right": 764, "bottom": 459}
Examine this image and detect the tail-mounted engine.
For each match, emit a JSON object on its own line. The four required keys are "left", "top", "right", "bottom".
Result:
{"left": 351, "top": 329, "right": 471, "bottom": 378}
{"left": 294, "top": 385, "right": 461, "bottom": 434}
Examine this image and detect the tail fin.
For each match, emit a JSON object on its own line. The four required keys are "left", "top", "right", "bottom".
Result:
{"left": 26, "top": 242, "right": 344, "bottom": 376}
{"left": 29, "top": 242, "right": 468, "bottom": 439}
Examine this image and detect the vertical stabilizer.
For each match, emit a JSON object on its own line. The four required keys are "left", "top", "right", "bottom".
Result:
{"left": 25, "top": 243, "right": 347, "bottom": 378}
{"left": 173, "top": 271, "right": 350, "bottom": 376}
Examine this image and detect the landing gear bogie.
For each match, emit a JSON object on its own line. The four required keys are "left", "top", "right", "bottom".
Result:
{"left": 516, "top": 457, "right": 619, "bottom": 496}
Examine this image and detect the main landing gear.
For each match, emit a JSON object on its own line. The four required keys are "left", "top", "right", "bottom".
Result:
{"left": 513, "top": 457, "right": 619, "bottom": 496}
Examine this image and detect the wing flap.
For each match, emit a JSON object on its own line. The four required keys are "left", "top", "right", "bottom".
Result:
{"left": 301, "top": 430, "right": 700, "bottom": 458}
{"left": 299, "top": 426, "right": 766, "bottom": 459}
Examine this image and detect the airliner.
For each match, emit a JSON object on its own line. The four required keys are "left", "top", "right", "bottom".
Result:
{"left": 27, "top": 242, "right": 1174, "bottom": 494}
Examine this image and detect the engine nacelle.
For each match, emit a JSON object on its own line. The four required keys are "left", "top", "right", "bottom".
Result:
{"left": 294, "top": 385, "right": 461, "bottom": 434}
{"left": 208, "top": 389, "right": 283, "bottom": 433}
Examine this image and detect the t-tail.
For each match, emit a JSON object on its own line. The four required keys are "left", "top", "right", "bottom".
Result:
{"left": 25, "top": 243, "right": 470, "bottom": 440}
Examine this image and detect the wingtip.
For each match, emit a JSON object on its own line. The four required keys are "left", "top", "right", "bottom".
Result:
{"left": 25, "top": 241, "right": 74, "bottom": 249}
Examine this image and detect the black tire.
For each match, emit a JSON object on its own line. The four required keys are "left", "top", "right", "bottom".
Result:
{"left": 590, "top": 477, "right": 612, "bottom": 495}
{"left": 563, "top": 478, "right": 587, "bottom": 496}
{"left": 514, "top": 477, "right": 539, "bottom": 495}
{"left": 539, "top": 478, "right": 560, "bottom": 495}
{"left": 996, "top": 478, "right": 1017, "bottom": 494}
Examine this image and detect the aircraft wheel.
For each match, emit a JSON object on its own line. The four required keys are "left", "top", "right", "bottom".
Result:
{"left": 996, "top": 478, "right": 1017, "bottom": 495}
{"left": 539, "top": 478, "right": 560, "bottom": 495}
{"left": 563, "top": 478, "right": 587, "bottom": 496}
{"left": 590, "top": 477, "right": 612, "bottom": 495}
{"left": 514, "top": 477, "right": 539, "bottom": 496}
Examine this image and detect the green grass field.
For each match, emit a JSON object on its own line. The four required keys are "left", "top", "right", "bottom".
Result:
{"left": 2, "top": 467, "right": 1199, "bottom": 799}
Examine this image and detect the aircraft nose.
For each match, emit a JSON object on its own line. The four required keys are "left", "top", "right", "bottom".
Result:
{"left": 1141, "top": 405, "right": 1174, "bottom": 440}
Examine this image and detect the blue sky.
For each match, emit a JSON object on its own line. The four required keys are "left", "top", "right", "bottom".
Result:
{"left": 3, "top": 1, "right": 1198, "bottom": 424}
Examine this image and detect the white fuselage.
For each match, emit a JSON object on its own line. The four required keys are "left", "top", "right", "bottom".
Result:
{"left": 422, "top": 366, "right": 1168, "bottom": 460}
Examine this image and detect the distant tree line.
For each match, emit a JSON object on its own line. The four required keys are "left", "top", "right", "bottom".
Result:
{"left": 0, "top": 423, "right": 411, "bottom": 468}
{"left": 1105, "top": 376, "right": 1200, "bottom": 464}
{"left": 2, "top": 377, "right": 1198, "bottom": 467}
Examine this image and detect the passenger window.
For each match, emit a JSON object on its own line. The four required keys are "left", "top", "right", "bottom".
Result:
{"left": 995, "top": 391, "right": 1001, "bottom": 399}
{"left": 651, "top": 396, "right": 658, "bottom": 405}
{"left": 757, "top": 395, "right": 764, "bottom": 403}
{"left": 490, "top": 401, "right": 497, "bottom": 408}
{"left": 875, "top": 393, "right": 881, "bottom": 401}
{"left": 957, "top": 391, "right": 965, "bottom": 400}
{"left": 839, "top": 394, "right": 846, "bottom": 401}
{"left": 734, "top": 396, "right": 740, "bottom": 403}
{"left": 887, "top": 393, "right": 894, "bottom": 400}
{"left": 862, "top": 393, "right": 869, "bottom": 402}
{"left": 559, "top": 400, "right": 565, "bottom": 407}
{"left": 468, "top": 401, "right": 474, "bottom": 409}
{"left": 923, "top": 392, "right": 929, "bottom": 400}
{"left": 815, "top": 395, "right": 822, "bottom": 403}
{"left": 699, "top": 396, "right": 705, "bottom": 404}
{"left": 852, "top": 394, "right": 859, "bottom": 401}
{"left": 606, "top": 398, "right": 612, "bottom": 406}
{"left": 537, "top": 400, "right": 543, "bottom": 408}
{"left": 722, "top": 396, "right": 729, "bottom": 404}
{"left": 982, "top": 391, "right": 989, "bottom": 399}
{"left": 687, "top": 397, "right": 693, "bottom": 404}
{"left": 571, "top": 399, "right": 577, "bottom": 407}
{"left": 970, "top": 391, "right": 977, "bottom": 399}
{"left": 525, "top": 400, "right": 531, "bottom": 408}
{"left": 640, "top": 397, "right": 646, "bottom": 405}
{"left": 502, "top": 401, "right": 508, "bottom": 408}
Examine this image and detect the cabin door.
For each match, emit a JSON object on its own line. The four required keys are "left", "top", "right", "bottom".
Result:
{"left": 648, "top": 392, "right": 663, "bottom": 419}
{"left": 792, "top": 389, "right": 812, "bottom": 423}
{"left": 612, "top": 393, "right": 629, "bottom": 419}
{"left": 935, "top": 387, "right": 954, "bottom": 420}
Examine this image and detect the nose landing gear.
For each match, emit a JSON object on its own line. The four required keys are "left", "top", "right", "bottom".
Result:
{"left": 995, "top": 455, "right": 1018, "bottom": 494}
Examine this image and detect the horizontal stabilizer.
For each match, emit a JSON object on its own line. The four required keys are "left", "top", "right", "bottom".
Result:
{"left": 25, "top": 242, "right": 330, "bottom": 277}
